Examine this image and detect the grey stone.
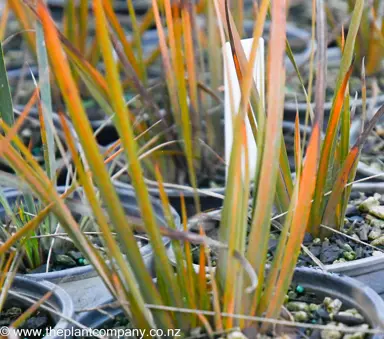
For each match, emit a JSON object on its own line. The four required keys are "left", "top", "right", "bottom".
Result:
{"left": 320, "top": 243, "right": 342, "bottom": 264}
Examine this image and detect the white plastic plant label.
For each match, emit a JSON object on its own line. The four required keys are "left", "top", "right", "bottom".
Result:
{"left": 224, "top": 38, "right": 265, "bottom": 179}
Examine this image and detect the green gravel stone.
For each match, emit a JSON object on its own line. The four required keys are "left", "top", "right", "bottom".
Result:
{"left": 359, "top": 197, "right": 379, "bottom": 213}
{"left": 321, "top": 329, "right": 342, "bottom": 339}
{"left": 287, "top": 301, "right": 309, "bottom": 312}
{"left": 323, "top": 297, "right": 332, "bottom": 307}
{"left": 309, "top": 303, "right": 320, "bottom": 312}
{"left": 366, "top": 214, "right": 384, "bottom": 228}
{"left": 284, "top": 295, "right": 289, "bottom": 304}
{"left": 343, "top": 251, "right": 356, "bottom": 261}
{"left": 371, "top": 235, "right": 384, "bottom": 246}
{"left": 293, "top": 311, "right": 308, "bottom": 322}
{"left": 54, "top": 254, "right": 76, "bottom": 267}
{"left": 326, "top": 298, "right": 342, "bottom": 315}
{"left": 369, "top": 227, "right": 382, "bottom": 240}
{"left": 369, "top": 205, "right": 384, "bottom": 220}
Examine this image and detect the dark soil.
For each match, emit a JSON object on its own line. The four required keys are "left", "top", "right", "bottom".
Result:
{"left": 26, "top": 250, "right": 90, "bottom": 274}
{"left": 293, "top": 188, "right": 384, "bottom": 266}
{"left": 0, "top": 300, "right": 55, "bottom": 339}
{"left": 0, "top": 197, "right": 149, "bottom": 275}
{"left": 18, "top": 235, "right": 149, "bottom": 275}
{"left": 187, "top": 190, "right": 384, "bottom": 268}
{"left": 23, "top": 223, "right": 150, "bottom": 274}
{"left": 75, "top": 315, "right": 131, "bottom": 339}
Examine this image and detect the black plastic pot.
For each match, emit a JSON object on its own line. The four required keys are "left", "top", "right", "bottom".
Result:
{"left": 0, "top": 185, "right": 181, "bottom": 284}
{"left": 284, "top": 48, "right": 384, "bottom": 122}
{"left": 76, "top": 268, "right": 384, "bottom": 338}
{"left": 6, "top": 276, "right": 74, "bottom": 339}
{"left": 351, "top": 182, "right": 384, "bottom": 194}
{"left": 75, "top": 299, "right": 121, "bottom": 329}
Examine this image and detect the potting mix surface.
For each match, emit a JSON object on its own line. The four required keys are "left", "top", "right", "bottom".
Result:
{"left": 0, "top": 301, "right": 55, "bottom": 339}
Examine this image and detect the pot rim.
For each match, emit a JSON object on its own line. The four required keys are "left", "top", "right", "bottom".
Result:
{"left": 7, "top": 276, "right": 74, "bottom": 339}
